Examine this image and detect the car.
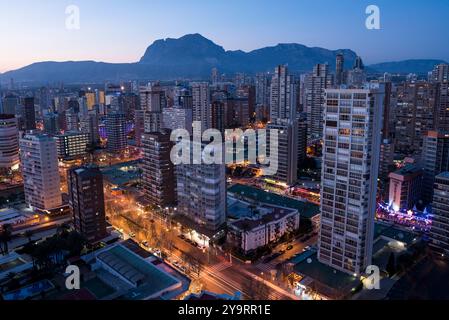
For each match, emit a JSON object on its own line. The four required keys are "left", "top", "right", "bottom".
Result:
{"left": 286, "top": 245, "right": 294, "bottom": 251}
{"left": 178, "top": 234, "right": 186, "bottom": 240}
{"left": 141, "top": 241, "right": 149, "bottom": 248}
{"left": 278, "top": 250, "right": 286, "bottom": 255}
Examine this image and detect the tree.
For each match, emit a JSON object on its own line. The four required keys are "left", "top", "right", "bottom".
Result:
{"left": 24, "top": 230, "right": 34, "bottom": 244}
{"left": 0, "top": 224, "right": 13, "bottom": 256}
{"left": 386, "top": 252, "right": 396, "bottom": 277}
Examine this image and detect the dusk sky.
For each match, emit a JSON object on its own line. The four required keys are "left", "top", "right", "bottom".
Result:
{"left": 1, "top": 0, "right": 449, "bottom": 73}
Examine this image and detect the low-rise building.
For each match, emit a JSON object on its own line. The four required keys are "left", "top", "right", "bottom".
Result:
{"left": 388, "top": 164, "right": 423, "bottom": 211}
{"left": 55, "top": 131, "right": 89, "bottom": 161}
{"left": 227, "top": 201, "right": 299, "bottom": 253}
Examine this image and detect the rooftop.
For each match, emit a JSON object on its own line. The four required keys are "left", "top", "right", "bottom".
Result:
{"left": 101, "top": 160, "right": 141, "bottom": 186}
{"left": 228, "top": 184, "right": 319, "bottom": 219}
{"left": 96, "top": 244, "right": 181, "bottom": 300}
{"left": 230, "top": 204, "right": 297, "bottom": 231}
{"left": 390, "top": 164, "right": 422, "bottom": 177}
{"left": 373, "top": 222, "right": 417, "bottom": 245}
{"left": 291, "top": 250, "right": 361, "bottom": 295}
{"left": 436, "top": 171, "right": 449, "bottom": 179}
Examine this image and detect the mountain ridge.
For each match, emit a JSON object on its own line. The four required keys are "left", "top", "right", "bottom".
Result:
{"left": 0, "top": 34, "right": 446, "bottom": 84}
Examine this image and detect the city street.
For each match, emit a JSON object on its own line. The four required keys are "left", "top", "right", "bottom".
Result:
{"left": 103, "top": 188, "right": 301, "bottom": 300}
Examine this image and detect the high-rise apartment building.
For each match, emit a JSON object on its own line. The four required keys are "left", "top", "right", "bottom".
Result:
{"left": 266, "top": 120, "right": 298, "bottom": 186}
{"left": 436, "top": 81, "right": 449, "bottom": 132}
{"left": 134, "top": 109, "right": 145, "bottom": 147}
{"left": 335, "top": 53, "right": 345, "bottom": 86}
{"left": 2, "top": 94, "right": 19, "bottom": 115}
{"left": 106, "top": 112, "right": 127, "bottom": 154}
{"left": 395, "top": 81, "right": 438, "bottom": 154}
{"left": 0, "top": 115, "right": 19, "bottom": 172}
{"left": 142, "top": 129, "right": 176, "bottom": 208}
{"left": 79, "top": 111, "right": 100, "bottom": 147}
{"left": 270, "top": 65, "right": 297, "bottom": 121}
{"left": 429, "top": 172, "right": 449, "bottom": 256}
{"left": 297, "top": 115, "right": 308, "bottom": 168}
{"left": 421, "top": 131, "right": 449, "bottom": 203}
{"left": 305, "top": 64, "right": 331, "bottom": 139}
{"left": 55, "top": 131, "right": 89, "bottom": 161}
{"left": 191, "top": 82, "right": 211, "bottom": 130}
{"left": 346, "top": 57, "right": 366, "bottom": 87}
{"left": 43, "top": 112, "right": 60, "bottom": 135}
{"left": 318, "top": 83, "right": 385, "bottom": 275}
{"left": 430, "top": 64, "right": 449, "bottom": 83}
{"left": 68, "top": 165, "right": 107, "bottom": 243}
{"left": 176, "top": 142, "right": 226, "bottom": 231}
{"left": 255, "top": 73, "right": 270, "bottom": 108}
{"left": 19, "top": 133, "right": 62, "bottom": 211}
{"left": 162, "top": 107, "right": 193, "bottom": 135}
{"left": 23, "top": 97, "right": 36, "bottom": 131}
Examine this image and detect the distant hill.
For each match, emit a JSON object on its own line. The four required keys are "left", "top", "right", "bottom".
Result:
{"left": 369, "top": 59, "right": 447, "bottom": 75}
{"left": 0, "top": 34, "right": 357, "bottom": 84}
{"left": 138, "top": 33, "right": 358, "bottom": 76}
{"left": 0, "top": 34, "right": 446, "bottom": 84}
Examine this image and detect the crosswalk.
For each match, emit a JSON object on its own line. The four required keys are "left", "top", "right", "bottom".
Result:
{"left": 255, "top": 262, "right": 277, "bottom": 274}
{"left": 206, "top": 261, "right": 233, "bottom": 273}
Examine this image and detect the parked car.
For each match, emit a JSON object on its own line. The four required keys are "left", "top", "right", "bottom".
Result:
{"left": 287, "top": 245, "right": 294, "bottom": 251}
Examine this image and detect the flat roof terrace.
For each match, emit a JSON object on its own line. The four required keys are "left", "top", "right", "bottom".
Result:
{"left": 228, "top": 184, "right": 320, "bottom": 219}
{"left": 96, "top": 245, "right": 181, "bottom": 300}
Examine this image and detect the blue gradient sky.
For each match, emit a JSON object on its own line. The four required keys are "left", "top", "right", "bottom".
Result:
{"left": 1, "top": 0, "right": 448, "bottom": 73}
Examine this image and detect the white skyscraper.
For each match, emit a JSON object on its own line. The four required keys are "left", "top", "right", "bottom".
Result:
{"left": 79, "top": 111, "right": 100, "bottom": 147}
{"left": 162, "top": 107, "right": 193, "bottom": 135}
{"left": 176, "top": 142, "right": 226, "bottom": 232}
{"left": 191, "top": 82, "right": 211, "bottom": 130}
{"left": 140, "top": 83, "right": 166, "bottom": 112}
{"left": 255, "top": 72, "right": 270, "bottom": 108}
{"left": 304, "top": 64, "right": 331, "bottom": 139}
{"left": 19, "top": 133, "right": 62, "bottom": 211}
{"left": 0, "top": 115, "right": 20, "bottom": 172}
{"left": 318, "top": 83, "right": 385, "bottom": 275}
{"left": 65, "top": 109, "right": 79, "bottom": 131}
{"left": 269, "top": 65, "right": 297, "bottom": 122}
{"left": 140, "top": 83, "right": 165, "bottom": 133}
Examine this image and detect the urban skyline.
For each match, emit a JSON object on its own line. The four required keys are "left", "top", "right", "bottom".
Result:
{"left": 1, "top": 0, "right": 449, "bottom": 73}
{"left": 1, "top": 0, "right": 449, "bottom": 307}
